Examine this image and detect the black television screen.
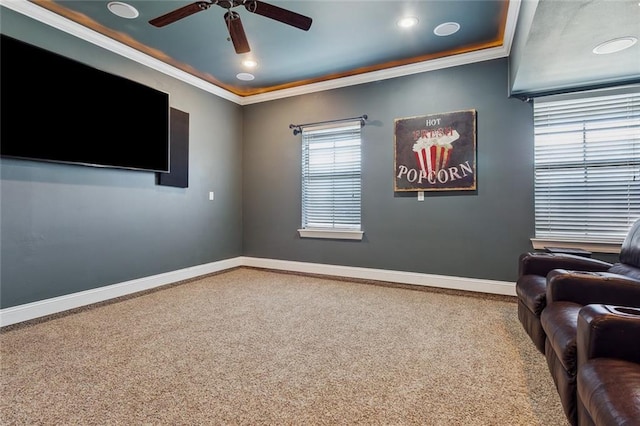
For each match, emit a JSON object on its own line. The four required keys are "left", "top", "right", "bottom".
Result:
{"left": 0, "top": 34, "right": 170, "bottom": 172}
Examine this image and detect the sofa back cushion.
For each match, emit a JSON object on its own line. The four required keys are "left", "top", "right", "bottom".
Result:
{"left": 619, "top": 219, "right": 640, "bottom": 269}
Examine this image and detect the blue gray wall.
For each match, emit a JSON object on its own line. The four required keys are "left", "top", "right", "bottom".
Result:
{"left": 0, "top": 9, "right": 243, "bottom": 308}
{"left": 242, "top": 59, "right": 537, "bottom": 282}
{"left": 4, "top": 8, "right": 598, "bottom": 310}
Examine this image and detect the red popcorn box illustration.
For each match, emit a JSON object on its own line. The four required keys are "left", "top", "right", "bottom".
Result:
{"left": 412, "top": 130, "right": 460, "bottom": 176}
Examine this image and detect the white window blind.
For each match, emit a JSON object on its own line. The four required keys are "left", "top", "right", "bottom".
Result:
{"left": 533, "top": 87, "right": 640, "bottom": 243}
{"left": 301, "top": 121, "right": 362, "bottom": 231}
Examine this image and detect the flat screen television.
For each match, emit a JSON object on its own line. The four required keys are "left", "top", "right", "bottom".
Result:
{"left": 1, "top": 34, "right": 170, "bottom": 172}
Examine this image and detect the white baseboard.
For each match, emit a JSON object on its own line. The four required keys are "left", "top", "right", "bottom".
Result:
{"left": 241, "top": 257, "right": 516, "bottom": 297}
{"left": 0, "top": 258, "right": 243, "bottom": 327}
{"left": 0, "top": 257, "right": 515, "bottom": 327}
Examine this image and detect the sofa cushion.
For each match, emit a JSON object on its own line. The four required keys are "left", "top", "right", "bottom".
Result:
{"left": 578, "top": 358, "right": 640, "bottom": 426}
{"left": 516, "top": 274, "right": 548, "bottom": 315}
{"left": 607, "top": 263, "right": 640, "bottom": 281}
{"left": 541, "top": 301, "right": 582, "bottom": 373}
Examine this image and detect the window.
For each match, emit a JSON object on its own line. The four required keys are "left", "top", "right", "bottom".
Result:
{"left": 299, "top": 121, "right": 363, "bottom": 240}
{"left": 532, "top": 86, "right": 640, "bottom": 251}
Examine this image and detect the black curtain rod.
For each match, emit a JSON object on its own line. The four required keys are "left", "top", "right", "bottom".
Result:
{"left": 289, "top": 114, "right": 368, "bottom": 135}
{"left": 509, "top": 79, "right": 640, "bottom": 103}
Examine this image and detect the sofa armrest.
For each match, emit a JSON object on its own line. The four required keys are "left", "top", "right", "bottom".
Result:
{"left": 546, "top": 270, "right": 640, "bottom": 306}
{"left": 577, "top": 304, "right": 640, "bottom": 367}
{"left": 518, "top": 252, "right": 611, "bottom": 278}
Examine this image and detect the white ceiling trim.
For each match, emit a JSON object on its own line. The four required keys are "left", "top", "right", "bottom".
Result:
{"left": 242, "top": 0, "right": 522, "bottom": 105}
{"left": 1, "top": 0, "right": 244, "bottom": 104}
{"left": 242, "top": 46, "right": 511, "bottom": 105}
{"left": 3, "top": 0, "right": 521, "bottom": 106}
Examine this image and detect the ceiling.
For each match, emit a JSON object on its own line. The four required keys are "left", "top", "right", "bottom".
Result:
{"left": 510, "top": 0, "right": 640, "bottom": 98}
{"left": 3, "top": 0, "right": 640, "bottom": 104}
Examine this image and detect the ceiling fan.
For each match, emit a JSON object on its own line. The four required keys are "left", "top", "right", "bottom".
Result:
{"left": 149, "top": 0, "right": 313, "bottom": 54}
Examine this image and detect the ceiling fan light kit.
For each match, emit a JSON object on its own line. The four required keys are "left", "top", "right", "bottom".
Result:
{"left": 149, "top": 0, "right": 312, "bottom": 54}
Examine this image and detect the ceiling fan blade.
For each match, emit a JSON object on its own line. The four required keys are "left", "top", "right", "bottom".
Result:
{"left": 244, "top": 0, "right": 312, "bottom": 31}
{"left": 224, "top": 11, "right": 251, "bottom": 54}
{"left": 149, "top": 1, "right": 212, "bottom": 27}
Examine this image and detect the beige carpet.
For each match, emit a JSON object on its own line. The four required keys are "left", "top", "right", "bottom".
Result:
{"left": 1, "top": 267, "right": 567, "bottom": 425}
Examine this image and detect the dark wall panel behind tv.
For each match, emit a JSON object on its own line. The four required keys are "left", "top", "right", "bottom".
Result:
{"left": 0, "top": 34, "right": 170, "bottom": 172}
{"left": 158, "top": 108, "right": 189, "bottom": 188}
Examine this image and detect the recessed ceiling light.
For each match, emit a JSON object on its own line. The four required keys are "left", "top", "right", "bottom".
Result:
{"left": 434, "top": 22, "right": 460, "bottom": 37}
{"left": 242, "top": 59, "right": 258, "bottom": 68}
{"left": 593, "top": 37, "right": 638, "bottom": 54}
{"left": 397, "top": 16, "right": 419, "bottom": 28}
{"left": 107, "top": 2, "right": 139, "bottom": 19}
{"left": 236, "top": 72, "right": 255, "bottom": 81}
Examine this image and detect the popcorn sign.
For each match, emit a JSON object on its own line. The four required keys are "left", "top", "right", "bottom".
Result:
{"left": 394, "top": 110, "right": 477, "bottom": 192}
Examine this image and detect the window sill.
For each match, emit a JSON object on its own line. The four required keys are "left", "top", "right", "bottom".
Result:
{"left": 530, "top": 238, "right": 622, "bottom": 254}
{"left": 298, "top": 229, "right": 364, "bottom": 241}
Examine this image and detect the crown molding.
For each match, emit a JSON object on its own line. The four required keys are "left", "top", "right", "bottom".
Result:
{"left": 1, "top": 0, "right": 243, "bottom": 104}
{"left": 2, "top": 0, "right": 521, "bottom": 106}
{"left": 241, "top": 46, "right": 511, "bottom": 105}
{"left": 242, "top": 0, "right": 521, "bottom": 105}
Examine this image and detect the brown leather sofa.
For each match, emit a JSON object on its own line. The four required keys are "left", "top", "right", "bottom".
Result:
{"left": 516, "top": 218, "right": 640, "bottom": 425}
{"left": 516, "top": 220, "right": 640, "bottom": 425}
{"left": 516, "top": 252, "right": 611, "bottom": 353}
{"left": 576, "top": 304, "right": 640, "bottom": 426}
{"left": 542, "top": 269, "right": 640, "bottom": 424}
